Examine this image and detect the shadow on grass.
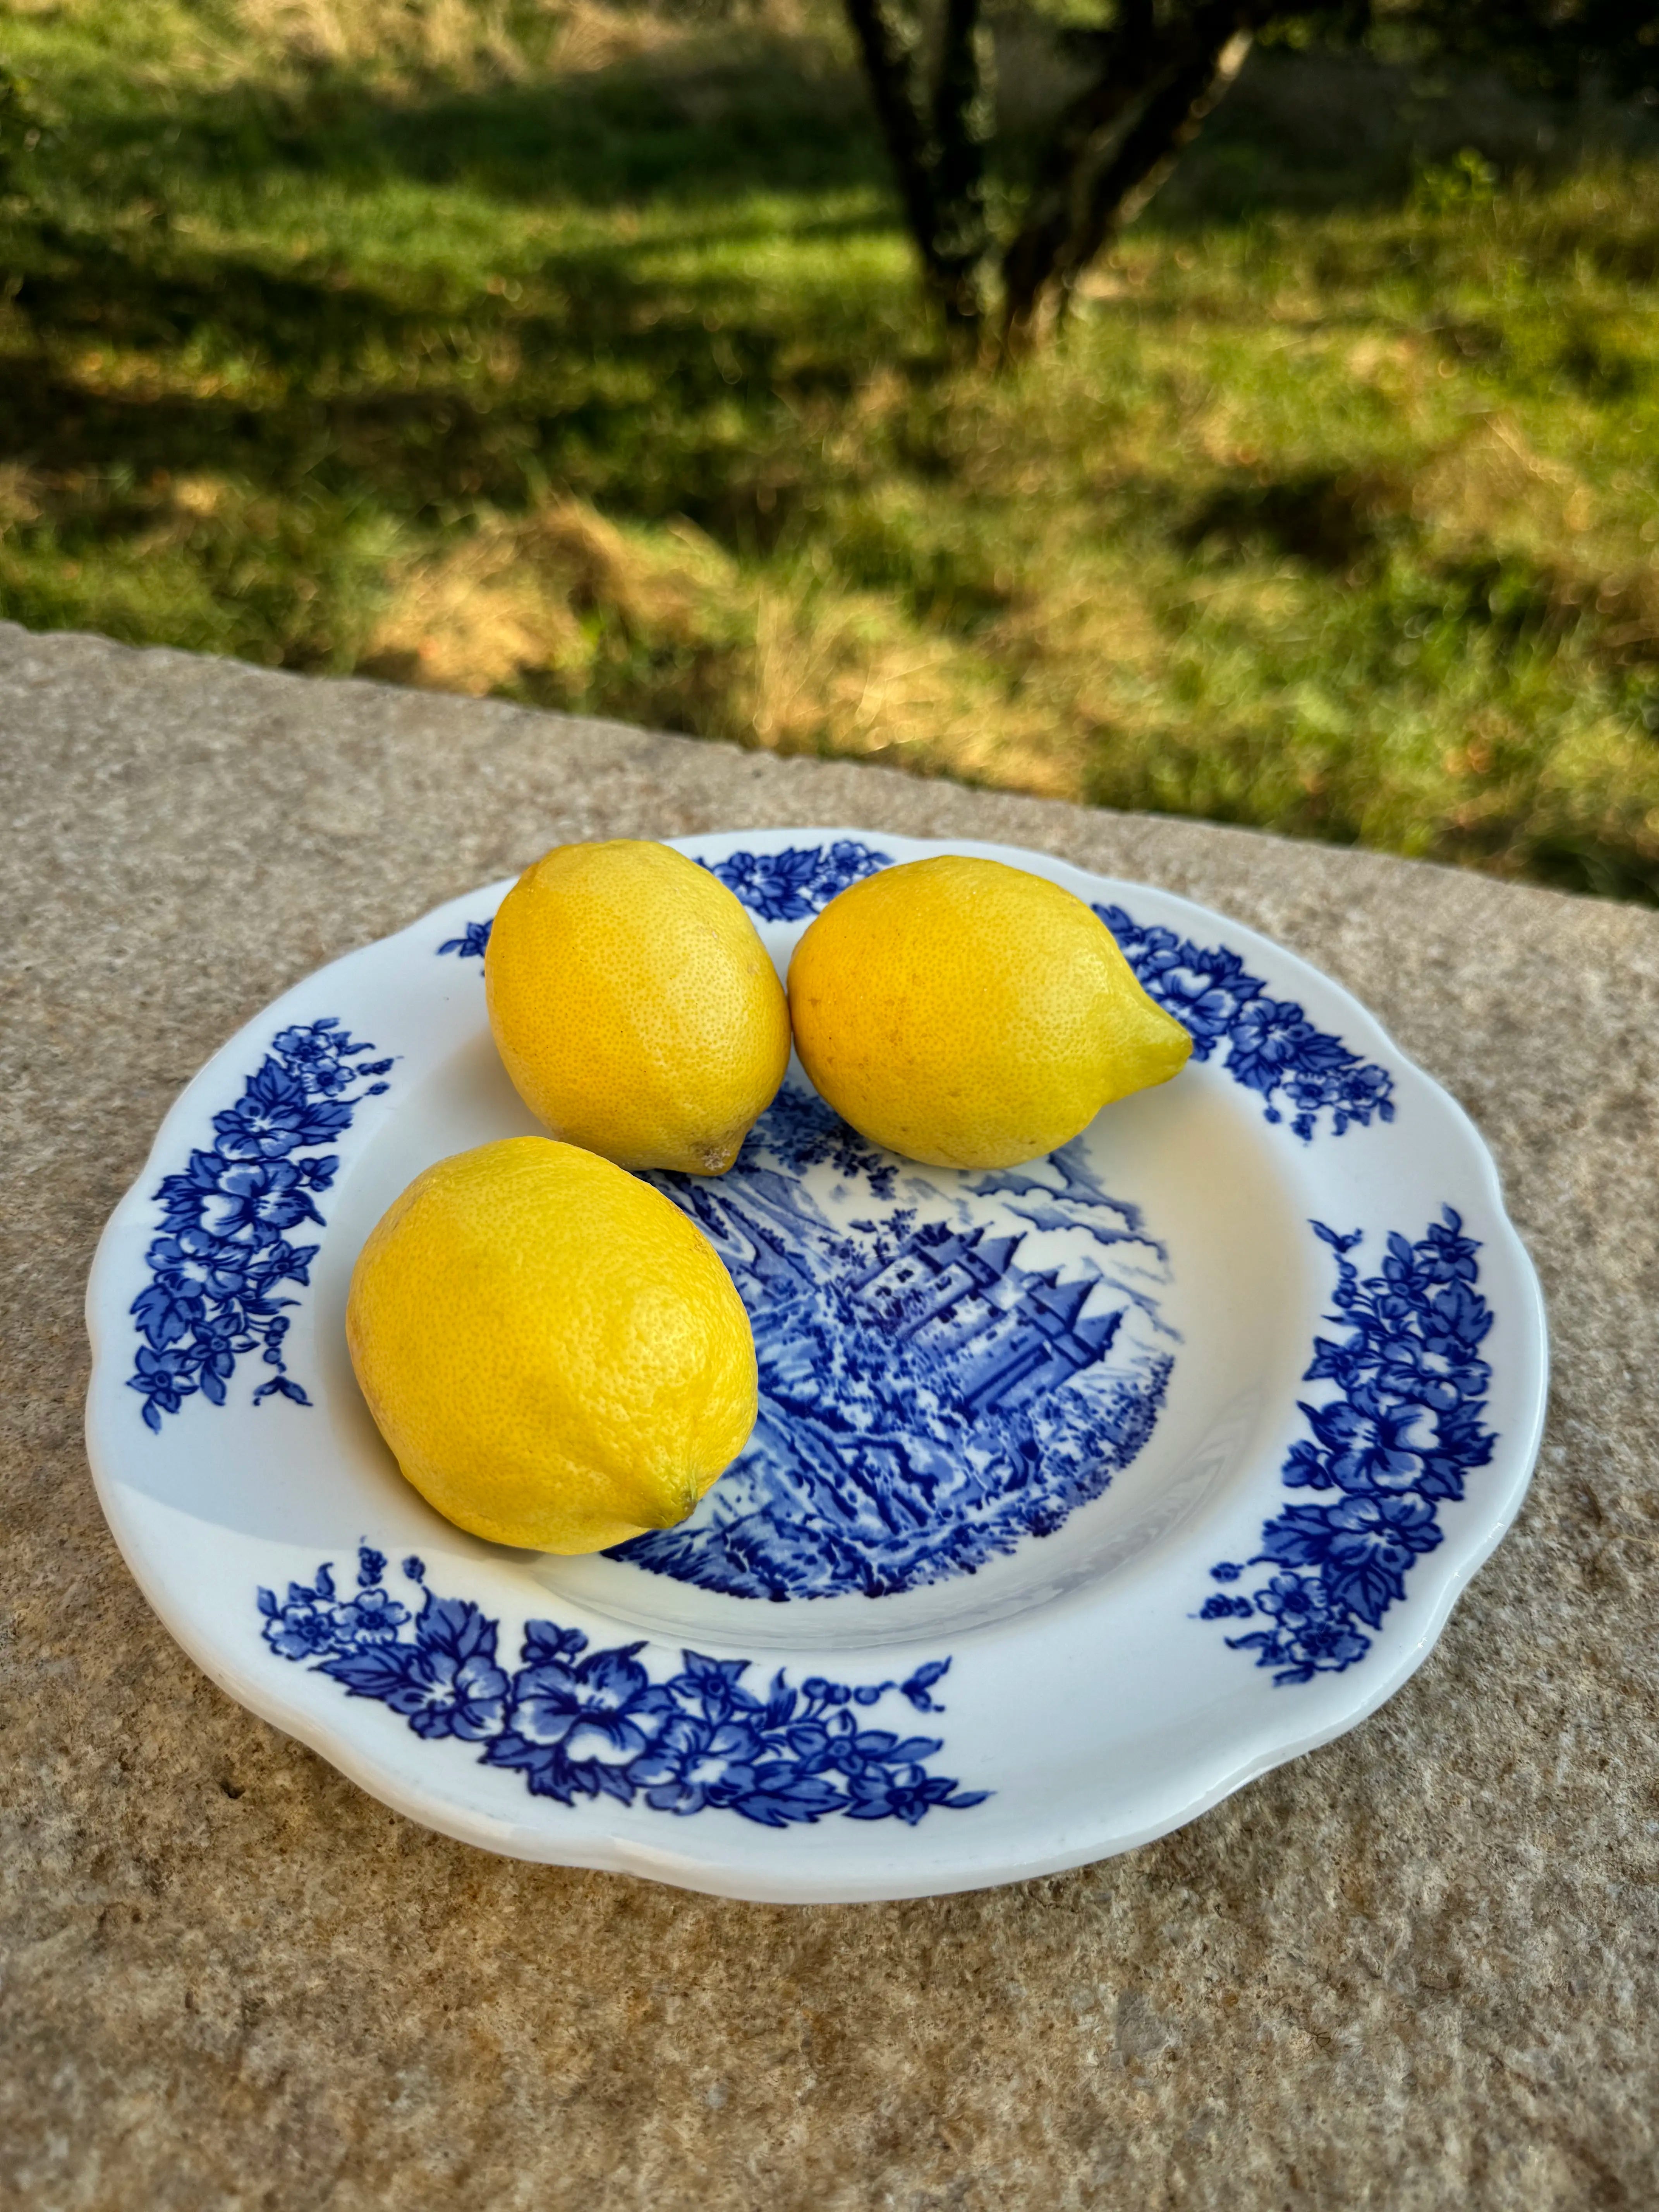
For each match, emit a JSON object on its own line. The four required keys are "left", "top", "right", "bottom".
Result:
{"left": 0, "top": 20, "right": 933, "bottom": 550}
{"left": 47, "top": 41, "right": 892, "bottom": 212}
{"left": 53, "top": 36, "right": 1659, "bottom": 227}
{"left": 1176, "top": 468, "right": 1406, "bottom": 571}
{"left": 0, "top": 32, "right": 917, "bottom": 555}
{"left": 3, "top": 198, "right": 933, "bottom": 549}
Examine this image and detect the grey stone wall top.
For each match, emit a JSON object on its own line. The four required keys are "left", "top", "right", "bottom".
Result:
{"left": 2, "top": 620, "right": 1656, "bottom": 2209}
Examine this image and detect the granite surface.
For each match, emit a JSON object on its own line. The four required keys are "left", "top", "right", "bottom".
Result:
{"left": 2, "top": 619, "right": 1656, "bottom": 2210}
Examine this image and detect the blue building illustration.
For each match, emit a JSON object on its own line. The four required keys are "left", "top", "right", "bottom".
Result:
{"left": 615, "top": 1087, "right": 1176, "bottom": 1601}
{"left": 849, "top": 1224, "right": 1123, "bottom": 1413}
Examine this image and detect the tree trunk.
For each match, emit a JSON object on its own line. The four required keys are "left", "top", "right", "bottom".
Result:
{"left": 842, "top": 0, "right": 1257, "bottom": 352}
{"left": 842, "top": 0, "right": 994, "bottom": 335}
{"left": 997, "top": 5, "right": 1161, "bottom": 353}
{"left": 929, "top": 0, "right": 996, "bottom": 328}
{"left": 842, "top": 0, "right": 943, "bottom": 305}
{"left": 999, "top": 7, "right": 1258, "bottom": 356}
{"left": 1053, "top": 29, "right": 1255, "bottom": 327}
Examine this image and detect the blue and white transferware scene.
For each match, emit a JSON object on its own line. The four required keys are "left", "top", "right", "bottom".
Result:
{"left": 84, "top": 829, "right": 1548, "bottom": 1902}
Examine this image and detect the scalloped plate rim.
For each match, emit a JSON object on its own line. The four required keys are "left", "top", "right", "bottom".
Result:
{"left": 82, "top": 827, "right": 1550, "bottom": 1901}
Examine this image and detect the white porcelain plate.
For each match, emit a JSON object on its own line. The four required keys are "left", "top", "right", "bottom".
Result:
{"left": 85, "top": 830, "right": 1548, "bottom": 1901}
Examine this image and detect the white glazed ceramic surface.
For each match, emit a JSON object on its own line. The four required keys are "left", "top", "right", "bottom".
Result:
{"left": 85, "top": 830, "right": 1548, "bottom": 1902}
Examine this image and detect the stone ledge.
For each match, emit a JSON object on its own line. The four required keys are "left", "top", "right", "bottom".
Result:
{"left": 3, "top": 622, "right": 1656, "bottom": 2211}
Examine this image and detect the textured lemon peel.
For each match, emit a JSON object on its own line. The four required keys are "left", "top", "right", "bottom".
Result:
{"left": 346, "top": 1136, "right": 758, "bottom": 1554}
{"left": 788, "top": 855, "right": 1192, "bottom": 1170}
{"left": 484, "top": 838, "right": 791, "bottom": 1175}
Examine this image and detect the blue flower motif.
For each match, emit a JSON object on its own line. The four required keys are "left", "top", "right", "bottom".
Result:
{"left": 1419, "top": 1214, "right": 1481, "bottom": 1284}
{"left": 493, "top": 1644, "right": 680, "bottom": 1802}
{"left": 1094, "top": 903, "right": 1395, "bottom": 1140}
{"left": 387, "top": 1647, "right": 512, "bottom": 1742}
{"left": 200, "top": 1158, "right": 324, "bottom": 1242}
{"left": 1151, "top": 958, "right": 1255, "bottom": 1050}
{"left": 333, "top": 1589, "right": 410, "bottom": 1645}
{"left": 143, "top": 1228, "right": 250, "bottom": 1304}
{"left": 697, "top": 841, "right": 892, "bottom": 922}
{"left": 1244, "top": 1574, "right": 1372, "bottom": 1676}
{"left": 260, "top": 1556, "right": 989, "bottom": 1828}
{"left": 1201, "top": 1209, "right": 1494, "bottom": 1683}
{"left": 260, "top": 1592, "right": 342, "bottom": 1661}
{"left": 315, "top": 1588, "right": 512, "bottom": 1743}
{"left": 258, "top": 1563, "right": 343, "bottom": 1658}
{"left": 1305, "top": 1384, "right": 1425, "bottom": 1493}
{"left": 213, "top": 1060, "right": 354, "bottom": 1158}
{"left": 1229, "top": 1000, "right": 1363, "bottom": 1108}
{"left": 1377, "top": 1328, "right": 1487, "bottom": 1415}
{"left": 127, "top": 1020, "right": 392, "bottom": 1429}
{"left": 842, "top": 1763, "right": 979, "bottom": 1826}
{"left": 630, "top": 1712, "right": 770, "bottom": 1814}
{"left": 129, "top": 1343, "right": 201, "bottom": 1419}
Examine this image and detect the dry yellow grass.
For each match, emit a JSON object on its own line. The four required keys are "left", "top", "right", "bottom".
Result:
{"left": 362, "top": 499, "right": 718, "bottom": 691}
{"left": 232, "top": 0, "right": 825, "bottom": 83}
{"left": 359, "top": 483, "right": 1097, "bottom": 793}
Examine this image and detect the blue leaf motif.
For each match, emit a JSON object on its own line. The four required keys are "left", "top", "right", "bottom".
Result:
{"left": 132, "top": 1278, "right": 203, "bottom": 1350}
{"left": 321, "top": 1642, "right": 426, "bottom": 1700}
{"left": 261, "top": 1553, "right": 988, "bottom": 1828}
{"left": 899, "top": 1658, "right": 952, "bottom": 1712}
{"left": 1200, "top": 1209, "right": 1494, "bottom": 1683}
{"left": 725, "top": 1768, "right": 850, "bottom": 1828}
{"left": 438, "top": 919, "right": 494, "bottom": 960}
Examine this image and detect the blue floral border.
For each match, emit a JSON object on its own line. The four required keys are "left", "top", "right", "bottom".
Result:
{"left": 260, "top": 1549, "right": 989, "bottom": 1827}
{"left": 128, "top": 1020, "right": 392, "bottom": 1429}
{"left": 1199, "top": 1207, "right": 1494, "bottom": 1684}
{"left": 697, "top": 839, "right": 892, "bottom": 921}
{"left": 1092, "top": 904, "right": 1394, "bottom": 1141}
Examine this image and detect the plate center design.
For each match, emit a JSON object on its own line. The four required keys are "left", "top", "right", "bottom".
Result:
{"left": 611, "top": 1086, "right": 1177, "bottom": 1600}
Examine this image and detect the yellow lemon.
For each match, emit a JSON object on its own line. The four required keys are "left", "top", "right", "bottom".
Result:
{"left": 346, "top": 1137, "right": 757, "bottom": 1553}
{"left": 484, "top": 839, "right": 791, "bottom": 1175}
{"left": 787, "top": 855, "right": 1192, "bottom": 1170}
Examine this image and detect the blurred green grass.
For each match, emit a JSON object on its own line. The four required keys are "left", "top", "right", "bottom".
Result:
{"left": 4, "top": 2, "right": 1659, "bottom": 898}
